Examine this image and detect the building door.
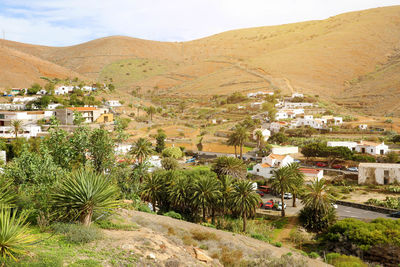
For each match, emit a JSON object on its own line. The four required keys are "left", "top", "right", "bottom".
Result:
{"left": 380, "top": 150, "right": 384, "bottom": 155}
{"left": 361, "top": 148, "right": 365, "bottom": 153}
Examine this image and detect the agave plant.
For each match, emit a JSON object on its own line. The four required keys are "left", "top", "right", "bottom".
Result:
{"left": 0, "top": 178, "right": 16, "bottom": 206}
{"left": 0, "top": 206, "right": 35, "bottom": 261}
{"left": 52, "top": 169, "right": 119, "bottom": 226}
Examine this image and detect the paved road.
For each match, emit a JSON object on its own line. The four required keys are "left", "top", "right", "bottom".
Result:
{"left": 336, "top": 205, "right": 395, "bottom": 220}
{"left": 259, "top": 194, "right": 396, "bottom": 220}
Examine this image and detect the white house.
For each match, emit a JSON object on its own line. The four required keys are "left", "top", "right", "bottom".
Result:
{"left": 359, "top": 124, "right": 368, "bottom": 130}
{"left": 327, "top": 141, "right": 358, "bottom": 151}
{"left": 0, "top": 124, "right": 41, "bottom": 139}
{"left": 12, "top": 96, "right": 38, "bottom": 104}
{"left": 249, "top": 154, "right": 294, "bottom": 178}
{"left": 333, "top": 117, "right": 343, "bottom": 125}
{"left": 0, "top": 104, "right": 26, "bottom": 111}
{"left": 115, "top": 143, "right": 133, "bottom": 155}
{"left": 36, "top": 89, "right": 47, "bottom": 95}
{"left": 81, "top": 86, "right": 95, "bottom": 92}
{"left": 250, "top": 101, "right": 265, "bottom": 109}
{"left": 269, "top": 121, "right": 288, "bottom": 133}
{"left": 105, "top": 100, "right": 122, "bottom": 107}
{"left": 355, "top": 141, "right": 389, "bottom": 156}
{"left": 47, "top": 103, "right": 62, "bottom": 110}
{"left": 275, "top": 110, "right": 289, "bottom": 120}
{"left": 291, "top": 93, "right": 304, "bottom": 98}
{"left": 294, "top": 118, "right": 324, "bottom": 129}
{"left": 271, "top": 146, "right": 299, "bottom": 155}
{"left": 148, "top": 155, "right": 162, "bottom": 172}
{"left": 253, "top": 128, "right": 271, "bottom": 142}
{"left": 300, "top": 168, "right": 324, "bottom": 180}
{"left": 358, "top": 163, "right": 400, "bottom": 185}
{"left": 303, "top": 115, "right": 313, "bottom": 120}
{"left": 247, "top": 91, "right": 274, "bottom": 98}
{"left": 54, "top": 86, "right": 74, "bottom": 95}
{"left": 283, "top": 102, "right": 313, "bottom": 108}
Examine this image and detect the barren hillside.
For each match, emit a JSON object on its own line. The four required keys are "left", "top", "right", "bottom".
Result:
{"left": 1, "top": 5, "right": 400, "bottom": 114}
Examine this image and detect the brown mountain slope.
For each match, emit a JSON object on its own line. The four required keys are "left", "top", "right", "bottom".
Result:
{"left": 0, "top": 45, "right": 86, "bottom": 88}
{"left": 1, "top": 6, "right": 400, "bottom": 114}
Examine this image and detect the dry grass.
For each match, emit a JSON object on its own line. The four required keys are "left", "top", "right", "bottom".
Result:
{"left": 190, "top": 229, "right": 220, "bottom": 241}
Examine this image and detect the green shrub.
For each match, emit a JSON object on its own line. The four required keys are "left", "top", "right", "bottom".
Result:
{"left": 271, "top": 217, "right": 288, "bottom": 229}
{"left": 325, "top": 253, "right": 367, "bottom": 267}
{"left": 308, "top": 252, "right": 319, "bottom": 259}
{"left": 52, "top": 223, "right": 102, "bottom": 244}
{"left": 351, "top": 154, "right": 376, "bottom": 162}
{"left": 137, "top": 203, "right": 152, "bottom": 213}
{"left": 162, "top": 147, "right": 183, "bottom": 159}
{"left": 163, "top": 211, "right": 183, "bottom": 220}
{"left": 95, "top": 220, "right": 137, "bottom": 231}
{"left": 200, "top": 222, "right": 216, "bottom": 228}
{"left": 2, "top": 253, "right": 64, "bottom": 267}
{"left": 250, "top": 233, "right": 270, "bottom": 242}
{"left": 274, "top": 242, "right": 282, "bottom": 247}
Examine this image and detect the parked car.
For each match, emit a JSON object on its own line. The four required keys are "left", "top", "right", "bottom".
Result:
{"left": 332, "top": 164, "right": 344, "bottom": 170}
{"left": 316, "top": 162, "right": 327, "bottom": 167}
{"left": 263, "top": 200, "right": 274, "bottom": 209}
{"left": 294, "top": 159, "right": 301, "bottom": 163}
{"left": 256, "top": 190, "right": 265, "bottom": 197}
{"left": 389, "top": 211, "right": 400, "bottom": 218}
{"left": 258, "top": 185, "right": 271, "bottom": 194}
{"left": 284, "top": 193, "right": 293, "bottom": 199}
{"left": 185, "top": 157, "right": 196, "bottom": 163}
{"left": 347, "top": 167, "right": 358, "bottom": 172}
{"left": 276, "top": 201, "right": 286, "bottom": 211}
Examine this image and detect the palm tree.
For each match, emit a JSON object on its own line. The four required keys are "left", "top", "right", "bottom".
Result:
{"left": 193, "top": 175, "right": 221, "bottom": 222}
{"left": 287, "top": 163, "right": 305, "bottom": 207}
{"left": 300, "top": 178, "right": 337, "bottom": 232}
{"left": 146, "top": 106, "right": 157, "bottom": 121}
{"left": 11, "top": 120, "right": 22, "bottom": 139}
{"left": 230, "top": 180, "right": 260, "bottom": 232}
{"left": 218, "top": 175, "right": 233, "bottom": 220}
{"left": 271, "top": 166, "right": 293, "bottom": 217}
{"left": 301, "top": 178, "right": 335, "bottom": 212}
{"left": 0, "top": 206, "right": 36, "bottom": 261}
{"left": 227, "top": 132, "right": 239, "bottom": 158}
{"left": 52, "top": 169, "right": 119, "bottom": 226}
{"left": 141, "top": 174, "right": 163, "bottom": 212}
{"left": 254, "top": 130, "right": 264, "bottom": 150}
{"left": 168, "top": 175, "right": 194, "bottom": 214}
{"left": 211, "top": 156, "right": 247, "bottom": 180}
{"left": 130, "top": 138, "right": 153, "bottom": 164}
{"left": 234, "top": 126, "right": 249, "bottom": 159}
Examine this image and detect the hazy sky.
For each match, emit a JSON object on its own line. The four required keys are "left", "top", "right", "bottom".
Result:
{"left": 0, "top": 0, "right": 399, "bottom": 46}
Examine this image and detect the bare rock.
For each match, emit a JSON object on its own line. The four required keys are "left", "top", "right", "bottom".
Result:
{"left": 193, "top": 247, "right": 213, "bottom": 263}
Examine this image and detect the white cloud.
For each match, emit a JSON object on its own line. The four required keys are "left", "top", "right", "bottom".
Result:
{"left": 0, "top": 0, "right": 398, "bottom": 46}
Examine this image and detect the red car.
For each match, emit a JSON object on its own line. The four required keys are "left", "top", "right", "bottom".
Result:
{"left": 332, "top": 164, "right": 344, "bottom": 169}
{"left": 256, "top": 190, "right": 265, "bottom": 197}
{"left": 316, "top": 162, "right": 327, "bottom": 167}
{"left": 258, "top": 185, "right": 271, "bottom": 194}
{"left": 263, "top": 200, "right": 274, "bottom": 209}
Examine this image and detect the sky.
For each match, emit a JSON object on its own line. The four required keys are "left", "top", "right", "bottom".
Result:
{"left": 0, "top": 0, "right": 399, "bottom": 46}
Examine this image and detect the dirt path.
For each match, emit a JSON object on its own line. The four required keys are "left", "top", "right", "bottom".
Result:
{"left": 275, "top": 216, "right": 298, "bottom": 244}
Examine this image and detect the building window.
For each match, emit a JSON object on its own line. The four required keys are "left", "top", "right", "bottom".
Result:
{"left": 257, "top": 169, "right": 259, "bottom": 172}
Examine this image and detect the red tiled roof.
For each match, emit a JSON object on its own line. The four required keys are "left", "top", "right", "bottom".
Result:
{"left": 268, "top": 154, "right": 286, "bottom": 160}
{"left": 67, "top": 107, "right": 97, "bottom": 111}
{"left": 261, "top": 163, "right": 271, "bottom": 168}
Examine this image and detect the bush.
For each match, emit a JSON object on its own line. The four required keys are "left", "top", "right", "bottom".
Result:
{"left": 137, "top": 203, "right": 152, "bottom": 213}
{"left": 52, "top": 223, "right": 102, "bottom": 244}
{"left": 161, "top": 157, "right": 179, "bottom": 170}
{"left": 308, "top": 252, "right": 319, "bottom": 259}
{"left": 162, "top": 147, "right": 183, "bottom": 159}
{"left": 271, "top": 217, "right": 288, "bottom": 229}
{"left": 190, "top": 229, "right": 219, "bottom": 241}
{"left": 95, "top": 220, "right": 137, "bottom": 231}
{"left": 325, "top": 253, "right": 367, "bottom": 267}
{"left": 251, "top": 233, "right": 271, "bottom": 242}
{"left": 274, "top": 242, "right": 282, "bottom": 247}
{"left": 351, "top": 154, "right": 376, "bottom": 162}
{"left": 299, "top": 206, "right": 337, "bottom": 232}
{"left": 163, "top": 211, "right": 183, "bottom": 220}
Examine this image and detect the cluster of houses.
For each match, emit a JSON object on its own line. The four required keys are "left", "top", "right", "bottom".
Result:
{"left": 327, "top": 141, "right": 389, "bottom": 156}
{"left": 249, "top": 152, "right": 324, "bottom": 180}
{"left": 5, "top": 85, "right": 97, "bottom": 97}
